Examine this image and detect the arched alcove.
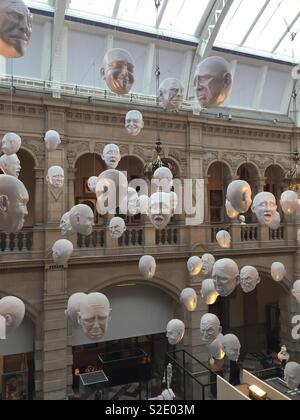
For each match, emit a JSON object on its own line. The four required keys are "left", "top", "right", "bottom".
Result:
{"left": 237, "top": 163, "right": 261, "bottom": 222}
{"left": 18, "top": 149, "right": 35, "bottom": 227}
{"left": 264, "top": 165, "right": 285, "bottom": 210}
{"left": 207, "top": 161, "right": 231, "bottom": 223}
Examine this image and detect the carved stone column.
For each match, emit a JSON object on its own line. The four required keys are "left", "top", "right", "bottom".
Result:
{"left": 34, "top": 168, "right": 45, "bottom": 225}
{"left": 67, "top": 168, "right": 76, "bottom": 210}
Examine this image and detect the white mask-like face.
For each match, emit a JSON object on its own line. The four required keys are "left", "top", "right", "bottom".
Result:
{"left": 200, "top": 314, "right": 222, "bottom": 345}
{"left": 201, "top": 254, "right": 215, "bottom": 276}
{"left": 101, "top": 48, "right": 135, "bottom": 95}
{"left": 1, "top": 133, "right": 21, "bottom": 155}
{"left": 109, "top": 217, "right": 126, "bottom": 239}
{"left": 180, "top": 288, "right": 197, "bottom": 312}
{"left": 60, "top": 212, "right": 74, "bottom": 236}
{"left": 0, "top": 153, "right": 21, "bottom": 178}
{"left": 226, "top": 180, "right": 252, "bottom": 214}
{"left": 52, "top": 239, "right": 74, "bottom": 265}
{"left": 101, "top": 144, "right": 121, "bottom": 169}
{"left": 187, "top": 256, "right": 203, "bottom": 277}
{"left": 194, "top": 56, "right": 232, "bottom": 109}
{"left": 201, "top": 279, "right": 219, "bottom": 305}
{"left": 269, "top": 211, "right": 281, "bottom": 231}
{"left": 166, "top": 319, "right": 185, "bottom": 345}
{"left": 78, "top": 293, "right": 111, "bottom": 341}
{"left": 69, "top": 204, "right": 94, "bottom": 236}
{"left": 225, "top": 199, "right": 239, "bottom": 219}
{"left": 148, "top": 192, "right": 172, "bottom": 230}
{"left": 222, "top": 334, "right": 241, "bottom": 362}
{"left": 271, "top": 262, "right": 286, "bottom": 282}
{"left": 159, "top": 78, "right": 184, "bottom": 111}
{"left": 139, "top": 255, "right": 156, "bottom": 280}
{"left": 212, "top": 258, "right": 239, "bottom": 297}
{"left": 120, "top": 187, "right": 139, "bottom": 215}
{"left": 280, "top": 190, "right": 298, "bottom": 215}
{"left": 207, "top": 334, "right": 225, "bottom": 360}
{"left": 240, "top": 266, "right": 260, "bottom": 293}
{"left": 216, "top": 230, "right": 231, "bottom": 249}
{"left": 44, "top": 130, "right": 61, "bottom": 152}
{"left": 0, "top": 175, "right": 29, "bottom": 233}
{"left": 292, "top": 280, "right": 300, "bottom": 304}
{"left": 153, "top": 167, "right": 174, "bottom": 193}
{"left": 96, "top": 169, "right": 128, "bottom": 215}
{"left": 47, "top": 166, "right": 64, "bottom": 189}
{"left": 65, "top": 293, "right": 87, "bottom": 325}
{"left": 125, "top": 110, "right": 144, "bottom": 136}
{"left": 87, "top": 176, "right": 98, "bottom": 193}
{"left": 252, "top": 192, "right": 277, "bottom": 226}
{"left": 284, "top": 362, "right": 300, "bottom": 390}
{"left": 0, "top": 296, "right": 25, "bottom": 336}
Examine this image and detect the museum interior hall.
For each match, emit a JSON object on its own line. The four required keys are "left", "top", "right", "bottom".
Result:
{"left": 0, "top": 0, "right": 300, "bottom": 401}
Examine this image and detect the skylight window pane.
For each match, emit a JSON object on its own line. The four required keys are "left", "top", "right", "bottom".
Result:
{"left": 275, "top": 16, "right": 300, "bottom": 60}
{"left": 117, "top": 0, "right": 158, "bottom": 28}
{"left": 69, "top": 0, "right": 117, "bottom": 18}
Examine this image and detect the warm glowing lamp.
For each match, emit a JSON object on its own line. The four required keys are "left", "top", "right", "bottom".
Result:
{"left": 248, "top": 385, "right": 267, "bottom": 400}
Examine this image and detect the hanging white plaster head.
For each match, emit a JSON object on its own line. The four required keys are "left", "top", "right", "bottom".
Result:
{"left": 159, "top": 78, "right": 184, "bottom": 111}
{"left": 65, "top": 293, "right": 87, "bottom": 326}
{"left": 269, "top": 211, "right": 281, "bottom": 231}
{"left": 278, "top": 345, "right": 290, "bottom": 364}
{"left": 148, "top": 191, "right": 172, "bottom": 230}
{"left": 0, "top": 174, "right": 28, "bottom": 233}
{"left": 69, "top": 204, "right": 94, "bottom": 236}
{"left": 78, "top": 292, "right": 111, "bottom": 341}
{"left": 252, "top": 192, "right": 277, "bottom": 225}
{"left": 96, "top": 169, "right": 128, "bottom": 215}
{"left": 284, "top": 362, "right": 300, "bottom": 390}
{"left": 119, "top": 187, "right": 139, "bottom": 215}
{"left": 101, "top": 48, "right": 135, "bottom": 95}
{"left": 292, "top": 280, "right": 300, "bottom": 304}
{"left": 200, "top": 313, "right": 222, "bottom": 344}
{"left": 137, "top": 194, "right": 149, "bottom": 215}
{"left": 201, "top": 254, "right": 215, "bottom": 276}
{"left": 225, "top": 199, "right": 239, "bottom": 219}
{"left": 0, "top": 153, "right": 21, "bottom": 178}
{"left": 180, "top": 288, "right": 197, "bottom": 312}
{"left": 125, "top": 110, "right": 144, "bottom": 136}
{"left": 1, "top": 132, "right": 21, "bottom": 155}
{"left": 166, "top": 319, "right": 185, "bottom": 345}
{"left": 240, "top": 266, "right": 261, "bottom": 294}
{"left": 109, "top": 217, "right": 126, "bottom": 239}
{"left": 0, "top": 296, "right": 25, "bottom": 337}
{"left": 271, "top": 262, "right": 286, "bottom": 282}
{"left": 194, "top": 56, "right": 232, "bottom": 109}
{"left": 212, "top": 258, "right": 240, "bottom": 297}
{"left": 206, "top": 333, "right": 225, "bottom": 360}
{"left": 52, "top": 239, "right": 74, "bottom": 265}
{"left": 222, "top": 334, "right": 241, "bottom": 362}
{"left": 101, "top": 144, "right": 121, "bottom": 169}
{"left": 0, "top": 0, "right": 32, "bottom": 58}
{"left": 47, "top": 166, "right": 64, "bottom": 189}
{"left": 280, "top": 190, "right": 298, "bottom": 215}
{"left": 86, "top": 176, "right": 98, "bottom": 194}
{"left": 138, "top": 255, "right": 156, "bottom": 280}
{"left": 216, "top": 230, "right": 231, "bottom": 249}
{"left": 201, "top": 279, "right": 219, "bottom": 305}
{"left": 44, "top": 130, "right": 61, "bottom": 152}
{"left": 60, "top": 212, "right": 74, "bottom": 236}
{"left": 239, "top": 215, "right": 246, "bottom": 225}
{"left": 226, "top": 180, "right": 252, "bottom": 214}
{"left": 153, "top": 166, "right": 174, "bottom": 193}
{"left": 187, "top": 256, "right": 203, "bottom": 277}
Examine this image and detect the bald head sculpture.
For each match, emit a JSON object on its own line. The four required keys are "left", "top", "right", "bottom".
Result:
{"left": 78, "top": 293, "right": 111, "bottom": 341}
{"left": 159, "top": 78, "right": 184, "bottom": 111}
{"left": 101, "top": 48, "right": 135, "bottom": 95}
{"left": 284, "top": 362, "right": 300, "bottom": 390}
{"left": 212, "top": 258, "right": 240, "bottom": 297}
{"left": 0, "top": 296, "right": 25, "bottom": 337}
{"left": 200, "top": 313, "right": 222, "bottom": 344}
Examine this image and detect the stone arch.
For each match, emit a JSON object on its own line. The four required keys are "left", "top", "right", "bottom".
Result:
{"left": 19, "top": 146, "right": 39, "bottom": 169}
{"left": 206, "top": 160, "right": 233, "bottom": 178}
{"left": 164, "top": 156, "right": 182, "bottom": 178}
{"left": 256, "top": 266, "right": 292, "bottom": 292}
{"left": 236, "top": 161, "right": 261, "bottom": 179}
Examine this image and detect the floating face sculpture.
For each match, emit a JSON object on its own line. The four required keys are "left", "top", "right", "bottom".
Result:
{"left": 280, "top": 190, "right": 298, "bottom": 215}
{"left": 201, "top": 253, "right": 215, "bottom": 276}
{"left": 101, "top": 144, "right": 121, "bottom": 169}
{"left": 206, "top": 333, "right": 225, "bottom": 360}
{"left": 0, "top": 0, "right": 32, "bottom": 58}
{"left": 87, "top": 176, "right": 98, "bottom": 194}
{"left": 240, "top": 266, "right": 261, "bottom": 294}
{"left": 96, "top": 169, "right": 128, "bottom": 215}
{"left": 212, "top": 258, "right": 240, "bottom": 297}
{"left": 159, "top": 78, "right": 184, "bottom": 111}
{"left": 278, "top": 345, "right": 290, "bottom": 364}
{"left": 101, "top": 48, "right": 135, "bottom": 95}
{"left": 200, "top": 313, "right": 222, "bottom": 345}
{"left": 222, "top": 334, "right": 241, "bottom": 362}
{"left": 269, "top": 211, "right": 281, "bottom": 231}
{"left": 194, "top": 56, "right": 232, "bottom": 108}
{"left": 65, "top": 293, "right": 86, "bottom": 326}
{"left": 47, "top": 166, "right": 64, "bottom": 189}
{"left": 292, "top": 280, "right": 300, "bottom": 304}
{"left": 148, "top": 192, "right": 172, "bottom": 230}
{"left": 52, "top": 239, "right": 74, "bottom": 265}
{"left": 78, "top": 293, "right": 111, "bottom": 341}
{"left": 0, "top": 153, "right": 21, "bottom": 177}
{"left": 0, "top": 296, "right": 25, "bottom": 339}
{"left": 139, "top": 255, "right": 156, "bottom": 280}
{"left": 1, "top": 133, "right": 21, "bottom": 155}
{"left": 109, "top": 217, "right": 126, "bottom": 239}
{"left": 252, "top": 192, "right": 277, "bottom": 225}
{"left": 0, "top": 174, "right": 28, "bottom": 233}
{"left": 225, "top": 199, "right": 239, "bottom": 219}
{"left": 125, "top": 110, "right": 144, "bottom": 136}
{"left": 119, "top": 187, "right": 139, "bottom": 215}
{"left": 60, "top": 212, "right": 74, "bottom": 236}
{"left": 226, "top": 180, "right": 252, "bottom": 214}
{"left": 44, "top": 130, "right": 61, "bottom": 152}
{"left": 239, "top": 215, "right": 246, "bottom": 225}
{"left": 284, "top": 362, "right": 300, "bottom": 390}
{"left": 216, "top": 230, "right": 231, "bottom": 249}
{"left": 180, "top": 288, "right": 197, "bottom": 312}
{"left": 271, "top": 262, "right": 286, "bottom": 282}
{"left": 166, "top": 319, "right": 185, "bottom": 345}
{"left": 153, "top": 167, "right": 173, "bottom": 193}
{"left": 201, "top": 278, "right": 219, "bottom": 305}
{"left": 137, "top": 194, "right": 149, "bottom": 215}
{"left": 187, "top": 256, "right": 203, "bottom": 277}
{"left": 69, "top": 204, "right": 94, "bottom": 236}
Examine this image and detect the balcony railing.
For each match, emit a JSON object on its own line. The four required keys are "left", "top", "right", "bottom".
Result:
{"left": 0, "top": 230, "right": 33, "bottom": 252}
{"left": 156, "top": 228, "right": 179, "bottom": 246}
{"left": 77, "top": 230, "right": 105, "bottom": 249}
{"left": 118, "top": 228, "right": 144, "bottom": 247}
{"left": 241, "top": 225, "right": 258, "bottom": 242}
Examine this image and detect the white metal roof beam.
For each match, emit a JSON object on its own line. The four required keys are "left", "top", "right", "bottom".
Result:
{"left": 271, "top": 13, "right": 300, "bottom": 53}
{"left": 112, "top": 0, "right": 121, "bottom": 19}
{"left": 156, "top": 0, "right": 169, "bottom": 28}
{"left": 240, "top": 0, "right": 270, "bottom": 46}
